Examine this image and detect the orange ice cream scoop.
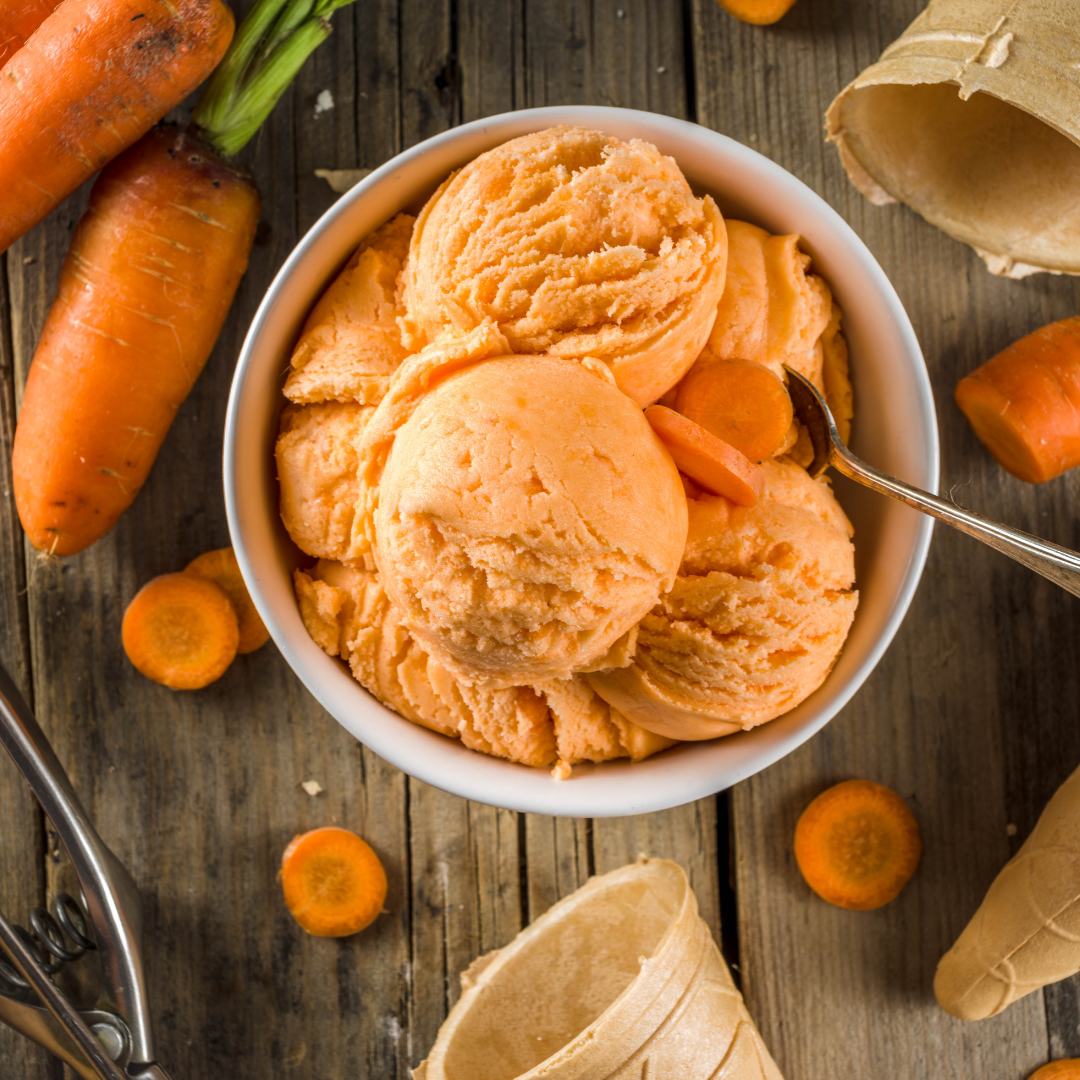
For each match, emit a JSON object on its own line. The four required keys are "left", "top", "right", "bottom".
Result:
{"left": 588, "top": 458, "right": 857, "bottom": 739}
{"left": 399, "top": 126, "right": 728, "bottom": 406}
{"left": 373, "top": 355, "right": 688, "bottom": 683}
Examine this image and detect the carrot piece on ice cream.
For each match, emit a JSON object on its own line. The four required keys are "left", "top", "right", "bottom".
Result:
{"left": 675, "top": 357, "right": 794, "bottom": 462}
{"left": 280, "top": 827, "right": 387, "bottom": 937}
{"left": 644, "top": 405, "right": 764, "bottom": 506}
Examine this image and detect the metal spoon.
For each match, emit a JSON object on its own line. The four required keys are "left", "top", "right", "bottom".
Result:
{"left": 784, "top": 366, "right": 1080, "bottom": 600}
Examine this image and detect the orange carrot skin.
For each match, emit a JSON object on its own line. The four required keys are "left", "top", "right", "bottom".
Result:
{"left": 1029, "top": 1062, "right": 1080, "bottom": 1080}
{"left": 0, "top": 0, "right": 234, "bottom": 253}
{"left": 716, "top": 0, "right": 799, "bottom": 25}
{"left": 955, "top": 316, "right": 1080, "bottom": 484}
{"left": 0, "top": 1, "right": 59, "bottom": 69}
{"left": 13, "top": 126, "right": 260, "bottom": 555}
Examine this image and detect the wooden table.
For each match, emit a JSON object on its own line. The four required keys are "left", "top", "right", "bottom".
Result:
{"left": 2, "top": 1, "right": 1078, "bottom": 1076}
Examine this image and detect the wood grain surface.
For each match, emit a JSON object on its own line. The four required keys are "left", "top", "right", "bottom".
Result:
{"left": 0, "top": 1, "right": 1077, "bottom": 1077}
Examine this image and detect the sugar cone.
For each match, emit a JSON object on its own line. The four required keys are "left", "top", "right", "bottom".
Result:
{"left": 413, "top": 858, "right": 784, "bottom": 1079}
{"left": 826, "top": 0, "right": 1080, "bottom": 277}
{"left": 936, "top": 763, "right": 1080, "bottom": 1020}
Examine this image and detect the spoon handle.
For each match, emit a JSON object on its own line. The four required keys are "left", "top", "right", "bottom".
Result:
{"left": 830, "top": 444, "right": 1080, "bottom": 600}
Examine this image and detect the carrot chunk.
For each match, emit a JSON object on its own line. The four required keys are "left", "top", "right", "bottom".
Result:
{"left": 955, "top": 316, "right": 1080, "bottom": 484}
{"left": 280, "top": 827, "right": 387, "bottom": 937}
{"left": 644, "top": 405, "right": 764, "bottom": 506}
{"left": 184, "top": 547, "right": 269, "bottom": 654}
{"left": 675, "top": 358, "right": 794, "bottom": 462}
{"left": 122, "top": 573, "right": 239, "bottom": 690}
{"left": 716, "top": 0, "right": 799, "bottom": 25}
{"left": 1029, "top": 1062, "right": 1080, "bottom": 1080}
{"left": 794, "top": 780, "right": 921, "bottom": 910}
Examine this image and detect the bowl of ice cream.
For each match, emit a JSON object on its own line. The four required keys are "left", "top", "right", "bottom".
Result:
{"left": 224, "top": 106, "right": 938, "bottom": 817}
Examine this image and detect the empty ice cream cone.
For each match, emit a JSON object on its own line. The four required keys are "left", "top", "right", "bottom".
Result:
{"left": 936, "top": 763, "right": 1080, "bottom": 1020}
{"left": 414, "top": 858, "right": 784, "bottom": 1080}
{"left": 826, "top": 0, "right": 1080, "bottom": 277}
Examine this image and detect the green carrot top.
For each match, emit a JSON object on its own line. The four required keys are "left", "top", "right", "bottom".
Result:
{"left": 192, "top": 0, "right": 358, "bottom": 158}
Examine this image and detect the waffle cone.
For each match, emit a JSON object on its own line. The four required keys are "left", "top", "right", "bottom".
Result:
{"left": 936, "top": 763, "right": 1080, "bottom": 1020}
{"left": 826, "top": 0, "right": 1080, "bottom": 277}
{"left": 413, "top": 858, "right": 784, "bottom": 1079}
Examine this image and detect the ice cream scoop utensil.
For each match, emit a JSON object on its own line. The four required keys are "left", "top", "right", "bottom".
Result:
{"left": 0, "top": 662, "right": 174, "bottom": 1079}
{"left": 785, "top": 366, "right": 1080, "bottom": 599}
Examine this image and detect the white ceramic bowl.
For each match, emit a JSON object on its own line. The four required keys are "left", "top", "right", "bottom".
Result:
{"left": 224, "top": 106, "right": 938, "bottom": 818}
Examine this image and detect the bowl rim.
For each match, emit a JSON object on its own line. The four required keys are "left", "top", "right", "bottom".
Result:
{"left": 224, "top": 105, "right": 939, "bottom": 818}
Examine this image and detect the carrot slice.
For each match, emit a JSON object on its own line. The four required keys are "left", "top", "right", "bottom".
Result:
{"left": 644, "top": 406, "right": 764, "bottom": 506}
{"left": 675, "top": 358, "right": 794, "bottom": 462}
{"left": 716, "top": 0, "right": 799, "bottom": 25}
{"left": 184, "top": 547, "right": 269, "bottom": 654}
{"left": 280, "top": 827, "right": 387, "bottom": 937}
{"left": 794, "top": 780, "right": 921, "bottom": 911}
{"left": 122, "top": 573, "right": 239, "bottom": 690}
{"left": 1029, "top": 1062, "right": 1080, "bottom": 1080}
{"left": 955, "top": 316, "right": 1080, "bottom": 484}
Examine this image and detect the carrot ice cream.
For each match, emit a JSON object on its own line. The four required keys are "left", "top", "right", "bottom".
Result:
{"left": 284, "top": 212, "right": 413, "bottom": 406}
{"left": 399, "top": 126, "right": 727, "bottom": 406}
{"left": 587, "top": 459, "right": 858, "bottom": 740}
{"left": 276, "top": 126, "right": 859, "bottom": 773}
{"left": 293, "top": 558, "right": 672, "bottom": 770}
{"left": 368, "top": 352, "right": 687, "bottom": 683}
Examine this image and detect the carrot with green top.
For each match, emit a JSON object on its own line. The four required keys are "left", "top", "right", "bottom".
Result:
{"left": 13, "top": 0, "right": 360, "bottom": 556}
{"left": 0, "top": 1, "right": 60, "bottom": 69}
{"left": 0, "top": 0, "right": 235, "bottom": 253}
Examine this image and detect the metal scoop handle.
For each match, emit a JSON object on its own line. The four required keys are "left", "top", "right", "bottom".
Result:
{"left": 786, "top": 367, "right": 1080, "bottom": 600}
{"left": 0, "top": 664, "right": 168, "bottom": 1077}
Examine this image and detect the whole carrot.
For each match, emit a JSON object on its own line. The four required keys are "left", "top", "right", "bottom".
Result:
{"left": 0, "top": 1, "right": 59, "bottom": 69}
{"left": 13, "top": 127, "right": 260, "bottom": 554}
{"left": 955, "top": 316, "right": 1080, "bottom": 484}
{"left": 0, "top": 0, "right": 234, "bottom": 254}
{"left": 13, "top": 0, "right": 360, "bottom": 556}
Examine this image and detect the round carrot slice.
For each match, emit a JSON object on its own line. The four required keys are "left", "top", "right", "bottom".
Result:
{"left": 794, "top": 780, "right": 921, "bottom": 910}
{"left": 644, "top": 405, "right": 764, "bottom": 506}
{"left": 280, "top": 827, "right": 387, "bottom": 937}
{"left": 184, "top": 546, "right": 269, "bottom": 654}
{"left": 121, "top": 573, "right": 240, "bottom": 690}
{"left": 1029, "top": 1062, "right": 1080, "bottom": 1080}
{"left": 717, "top": 0, "right": 799, "bottom": 25}
{"left": 675, "top": 359, "right": 794, "bottom": 463}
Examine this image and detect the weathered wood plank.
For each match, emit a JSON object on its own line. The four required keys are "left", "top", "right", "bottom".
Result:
{"left": 692, "top": 0, "right": 1080, "bottom": 1076}
{"left": 522, "top": 0, "right": 690, "bottom": 114}
{"left": 408, "top": 785, "right": 523, "bottom": 1066}
{"left": 523, "top": 816, "right": 590, "bottom": 922}
{"left": 0, "top": 251, "right": 53, "bottom": 1078}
